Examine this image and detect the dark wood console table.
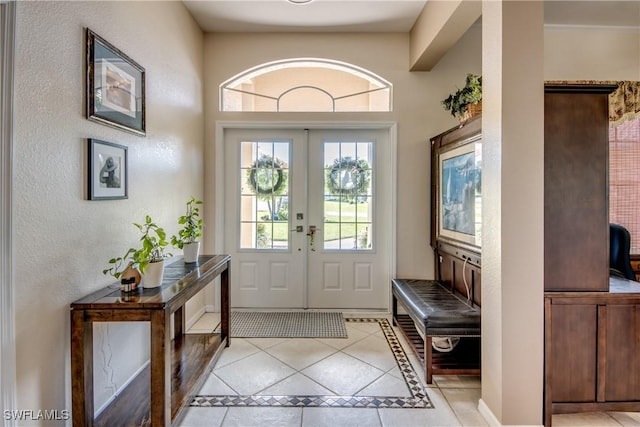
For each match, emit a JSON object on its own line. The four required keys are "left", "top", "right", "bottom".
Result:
{"left": 70, "top": 255, "right": 230, "bottom": 426}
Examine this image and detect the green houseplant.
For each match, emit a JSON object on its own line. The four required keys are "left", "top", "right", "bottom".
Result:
{"left": 104, "top": 215, "right": 171, "bottom": 289}
{"left": 441, "top": 73, "right": 482, "bottom": 122}
{"left": 132, "top": 215, "right": 171, "bottom": 284}
{"left": 171, "top": 197, "right": 204, "bottom": 263}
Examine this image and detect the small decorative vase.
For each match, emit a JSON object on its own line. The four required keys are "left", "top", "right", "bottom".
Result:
{"left": 119, "top": 263, "right": 141, "bottom": 292}
{"left": 142, "top": 260, "right": 165, "bottom": 288}
{"left": 183, "top": 241, "right": 200, "bottom": 263}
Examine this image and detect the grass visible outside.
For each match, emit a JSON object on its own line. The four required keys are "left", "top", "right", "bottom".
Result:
{"left": 258, "top": 200, "right": 370, "bottom": 242}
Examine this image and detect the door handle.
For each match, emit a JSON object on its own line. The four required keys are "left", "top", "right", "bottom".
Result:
{"left": 306, "top": 225, "right": 320, "bottom": 236}
{"left": 307, "top": 225, "right": 321, "bottom": 251}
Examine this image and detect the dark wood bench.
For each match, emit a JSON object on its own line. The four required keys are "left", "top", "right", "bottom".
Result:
{"left": 391, "top": 278, "right": 481, "bottom": 384}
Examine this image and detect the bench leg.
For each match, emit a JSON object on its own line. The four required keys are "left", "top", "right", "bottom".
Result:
{"left": 425, "top": 336, "right": 433, "bottom": 384}
{"left": 392, "top": 295, "right": 398, "bottom": 326}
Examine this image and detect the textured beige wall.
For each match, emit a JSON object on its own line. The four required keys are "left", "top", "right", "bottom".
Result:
{"left": 545, "top": 26, "right": 640, "bottom": 80}
{"left": 202, "top": 29, "right": 483, "bottom": 282}
{"left": 13, "top": 1, "right": 203, "bottom": 419}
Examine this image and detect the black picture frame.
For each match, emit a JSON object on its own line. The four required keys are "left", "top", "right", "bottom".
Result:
{"left": 88, "top": 139, "right": 128, "bottom": 200}
{"left": 86, "top": 28, "right": 145, "bottom": 135}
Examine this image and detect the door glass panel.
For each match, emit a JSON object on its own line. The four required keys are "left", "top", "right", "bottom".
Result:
{"left": 323, "top": 141, "right": 373, "bottom": 250}
{"left": 240, "top": 141, "right": 290, "bottom": 249}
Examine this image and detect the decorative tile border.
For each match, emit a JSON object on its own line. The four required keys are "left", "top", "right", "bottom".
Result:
{"left": 190, "top": 318, "right": 433, "bottom": 409}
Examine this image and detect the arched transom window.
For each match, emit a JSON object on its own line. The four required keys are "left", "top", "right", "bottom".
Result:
{"left": 220, "top": 58, "right": 392, "bottom": 112}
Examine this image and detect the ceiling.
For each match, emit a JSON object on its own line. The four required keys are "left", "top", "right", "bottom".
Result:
{"left": 183, "top": 0, "right": 640, "bottom": 33}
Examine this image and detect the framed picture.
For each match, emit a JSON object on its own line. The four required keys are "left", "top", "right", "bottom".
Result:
{"left": 88, "top": 139, "right": 128, "bottom": 200}
{"left": 86, "top": 28, "right": 145, "bottom": 135}
{"left": 438, "top": 134, "right": 482, "bottom": 248}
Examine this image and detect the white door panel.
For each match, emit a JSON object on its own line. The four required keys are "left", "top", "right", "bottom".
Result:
{"left": 307, "top": 129, "right": 392, "bottom": 309}
{"left": 224, "top": 129, "right": 306, "bottom": 308}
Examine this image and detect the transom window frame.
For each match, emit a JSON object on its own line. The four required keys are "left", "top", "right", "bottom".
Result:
{"left": 220, "top": 58, "right": 393, "bottom": 112}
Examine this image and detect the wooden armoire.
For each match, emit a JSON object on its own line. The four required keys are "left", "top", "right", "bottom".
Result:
{"left": 544, "top": 84, "right": 640, "bottom": 425}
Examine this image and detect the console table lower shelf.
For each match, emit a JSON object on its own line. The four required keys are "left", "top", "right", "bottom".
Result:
{"left": 70, "top": 255, "right": 230, "bottom": 427}
{"left": 95, "top": 334, "right": 224, "bottom": 426}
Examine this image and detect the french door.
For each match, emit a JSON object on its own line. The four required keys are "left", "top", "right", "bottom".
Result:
{"left": 223, "top": 127, "right": 393, "bottom": 310}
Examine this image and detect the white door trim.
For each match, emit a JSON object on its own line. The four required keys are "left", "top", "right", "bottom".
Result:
{"left": 0, "top": 1, "right": 16, "bottom": 424}
{"left": 214, "top": 121, "right": 397, "bottom": 313}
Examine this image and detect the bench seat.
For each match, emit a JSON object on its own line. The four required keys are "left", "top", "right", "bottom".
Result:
{"left": 391, "top": 279, "right": 481, "bottom": 383}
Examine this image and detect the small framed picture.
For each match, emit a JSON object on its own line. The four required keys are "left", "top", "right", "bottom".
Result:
{"left": 86, "top": 28, "right": 145, "bottom": 135}
{"left": 88, "top": 139, "right": 128, "bottom": 200}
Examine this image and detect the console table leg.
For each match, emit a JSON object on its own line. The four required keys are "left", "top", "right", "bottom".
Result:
{"left": 70, "top": 310, "right": 94, "bottom": 427}
{"left": 174, "top": 306, "right": 185, "bottom": 338}
{"left": 221, "top": 266, "right": 230, "bottom": 347}
{"left": 150, "top": 310, "right": 171, "bottom": 426}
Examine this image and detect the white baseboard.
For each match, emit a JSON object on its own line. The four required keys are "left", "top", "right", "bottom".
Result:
{"left": 478, "top": 399, "right": 501, "bottom": 426}
{"left": 478, "top": 399, "right": 543, "bottom": 427}
{"left": 186, "top": 305, "right": 207, "bottom": 330}
{"left": 95, "top": 360, "right": 150, "bottom": 417}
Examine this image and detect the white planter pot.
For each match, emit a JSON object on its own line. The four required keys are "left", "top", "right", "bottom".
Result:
{"left": 142, "top": 260, "right": 165, "bottom": 288}
{"left": 183, "top": 241, "right": 200, "bottom": 263}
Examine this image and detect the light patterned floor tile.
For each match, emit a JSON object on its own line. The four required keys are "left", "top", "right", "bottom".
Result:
{"left": 356, "top": 372, "right": 411, "bottom": 396}
{"left": 261, "top": 373, "right": 334, "bottom": 396}
{"left": 552, "top": 411, "right": 621, "bottom": 426}
{"left": 347, "top": 320, "right": 387, "bottom": 335}
{"left": 315, "top": 327, "right": 369, "bottom": 350}
{"left": 213, "top": 338, "right": 261, "bottom": 368}
{"left": 440, "top": 388, "right": 487, "bottom": 426}
{"left": 198, "top": 373, "right": 239, "bottom": 396}
{"left": 302, "top": 352, "right": 386, "bottom": 395}
{"left": 378, "top": 407, "right": 460, "bottom": 427}
{"left": 265, "top": 338, "right": 337, "bottom": 370}
{"left": 302, "top": 407, "right": 382, "bottom": 427}
{"left": 609, "top": 412, "right": 640, "bottom": 426}
{"left": 194, "top": 319, "right": 430, "bottom": 413}
{"left": 186, "top": 315, "right": 640, "bottom": 426}
{"left": 245, "top": 337, "right": 290, "bottom": 350}
{"left": 222, "top": 406, "right": 302, "bottom": 427}
{"left": 214, "top": 351, "right": 296, "bottom": 395}
{"left": 177, "top": 406, "right": 227, "bottom": 427}
{"left": 342, "top": 333, "right": 398, "bottom": 372}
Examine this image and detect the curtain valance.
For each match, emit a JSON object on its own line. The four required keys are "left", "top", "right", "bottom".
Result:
{"left": 610, "top": 81, "right": 640, "bottom": 126}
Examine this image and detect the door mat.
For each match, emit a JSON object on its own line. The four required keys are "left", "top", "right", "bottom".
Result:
{"left": 230, "top": 311, "right": 347, "bottom": 338}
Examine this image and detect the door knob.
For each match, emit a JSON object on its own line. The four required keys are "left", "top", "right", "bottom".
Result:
{"left": 307, "top": 225, "right": 320, "bottom": 251}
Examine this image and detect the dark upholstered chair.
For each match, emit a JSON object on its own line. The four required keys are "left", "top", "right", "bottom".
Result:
{"left": 610, "top": 223, "right": 636, "bottom": 281}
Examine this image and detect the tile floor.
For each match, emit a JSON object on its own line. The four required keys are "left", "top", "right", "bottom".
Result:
{"left": 178, "top": 313, "right": 640, "bottom": 427}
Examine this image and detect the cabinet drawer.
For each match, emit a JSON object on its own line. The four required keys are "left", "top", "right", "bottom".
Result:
{"left": 549, "top": 304, "right": 597, "bottom": 402}
{"left": 603, "top": 305, "right": 640, "bottom": 401}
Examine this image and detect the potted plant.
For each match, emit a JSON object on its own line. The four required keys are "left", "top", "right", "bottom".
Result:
{"left": 171, "top": 197, "right": 204, "bottom": 263}
{"left": 441, "top": 73, "right": 482, "bottom": 123}
{"left": 132, "top": 215, "right": 171, "bottom": 288}
{"left": 104, "top": 215, "right": 172, "bottom": 289}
